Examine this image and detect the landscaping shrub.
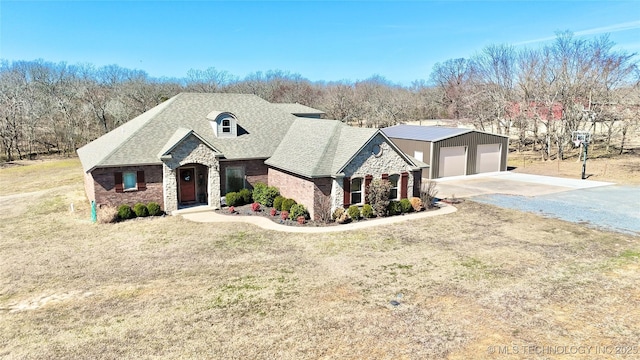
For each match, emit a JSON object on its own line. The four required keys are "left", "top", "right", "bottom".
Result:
{"left": 97, "top": 206, "right": 118, "bottom": 224}
{"left": 252, "top": 182, "right": 280, "bottom": 207}
{"left": 117, "top": 204, "right": 134, "bottom": 220}
{"left": 420, "top": 181, "right": 439, "bottom": 209}
{"left": 225, "top": 192, "right": 242, "bottom": 207}
{"left": 367, "top": 179, "right": 392, "bottom": 216}
{"left": 409, "top": 197, "right": 423, "bottom": 212}
{"left": 347, "top": 205, "right": 361, "bottom": 220}
{"left": 280, "top": 210, "right": 289, "bottom": 220}
{"left": 281, "top": 198, "right": 296, "bottom": 212}
{"left": 400, "top": 198, "right": 413, "bottom": 213}
{"left": 133, "top": 203, "right": 149, "bottom": 217}
{"left": 239, "top": 188, "right": 252, "bottom": 204}
{"left": 273, "top": 195, "right": 284, "bottom": 211}
{"left": 332, "top": 207, "right": 345, "bottom": 221}
{"left": 147, "top": 202, "right": 162, "bottom": 216}
{"left": 362, "top": 204, "right": 374, "bottom": 218}
{"left": 270, "top": 208, "right": 277, "bottom": 216}
{"left": 289, "top": 203, "right": 309, "bottom": 220}
{"left": 251, "top": 202, "right": 261, "bottom": 212}
{"left": 387, "top": 200, "right": 402, "bottom": 216}
{"left": 229, "top": 206, "right": 236, "bottom": 214}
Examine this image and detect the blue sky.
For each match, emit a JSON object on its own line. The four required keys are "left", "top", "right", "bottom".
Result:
{"left": 1, "top": 1, "right": 639, "bottom": 85}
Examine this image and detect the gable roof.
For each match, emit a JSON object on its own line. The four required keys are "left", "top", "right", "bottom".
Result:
{"left": 382, "top": 124, "right": 508, "bottom": 142}
{"left": 266, "top": 119, "right": 420, "bottom": 178}
{"left": 158, "top": 127, "right": 220, "bottom": 158}
{"left": 272, "top": 103, "right": 326, "bottom": 116}
{"left": 77, "top": 93, "right": 300, "bottom": 172}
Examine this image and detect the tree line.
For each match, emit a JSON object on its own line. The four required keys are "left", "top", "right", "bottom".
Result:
{"left": 1, "top": 31, "right": 638, "bottom": 162}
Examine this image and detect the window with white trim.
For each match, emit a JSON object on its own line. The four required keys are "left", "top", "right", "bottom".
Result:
{"left": 222, "top": 119, "right": 231, "bottom": 133}
{"left": 351, "top": 177, "right": 363, "bottom": 204}
{"left": 123, "top": 172, "right": 137, "bottom": 191}
{"left": 389, "top": 174, "right": 400, "bottom": 200}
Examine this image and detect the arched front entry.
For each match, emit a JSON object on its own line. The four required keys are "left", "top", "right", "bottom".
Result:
{"left": 177, "top": 164, "right": 208, "bottom": 205}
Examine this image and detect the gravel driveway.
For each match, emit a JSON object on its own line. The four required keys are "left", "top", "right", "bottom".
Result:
{"left": 437, "top": 172, "right": 639, "bottom": 235}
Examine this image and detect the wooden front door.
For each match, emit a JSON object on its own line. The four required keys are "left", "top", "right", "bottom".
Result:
{"left": 179, "top": 168, "right": 196, "bottom": 203}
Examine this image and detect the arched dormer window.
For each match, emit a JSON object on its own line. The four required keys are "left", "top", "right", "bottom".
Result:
{"left": 206, "top": 111, "right": 238, "bottom": 138}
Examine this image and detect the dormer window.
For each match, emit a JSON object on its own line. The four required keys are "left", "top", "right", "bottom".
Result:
{"left": 207, "top": 111, "right": 238, "bottom": 138}
{"left": 222, "top": 119, "right": 231, "bottom": 133}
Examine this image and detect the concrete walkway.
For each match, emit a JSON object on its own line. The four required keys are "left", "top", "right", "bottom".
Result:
{"left": 178, "top": 204, "right": 457, "bottom": 233}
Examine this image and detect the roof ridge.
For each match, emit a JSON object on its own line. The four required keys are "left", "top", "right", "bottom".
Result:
{"left": 94, "top": 94, "right": 180, "bottom": 169}
{"left": 311, "top": 120, "right": 342, "bottom": 176}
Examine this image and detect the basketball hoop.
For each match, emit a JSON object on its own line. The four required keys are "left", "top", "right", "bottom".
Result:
{"left": 571, "top": 130, "right": 591, "bottom": 180}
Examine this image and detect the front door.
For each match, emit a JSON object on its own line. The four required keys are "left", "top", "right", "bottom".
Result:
{"left": 179, "top": 168, "right": 196, "bottom": 203}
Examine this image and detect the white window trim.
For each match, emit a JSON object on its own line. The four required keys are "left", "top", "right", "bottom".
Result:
{"left": 389, "top": 174, "right": 400, "bottom": 200}
{"left": 351, "top": 177, "right": 363, "bottom": 205}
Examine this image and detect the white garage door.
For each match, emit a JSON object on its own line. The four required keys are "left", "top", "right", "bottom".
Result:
{"left": 438, "top": 146, "right": 467, "bottom": 177}
{"left": 476, "top": 144, "right": 501, "bottom": 173}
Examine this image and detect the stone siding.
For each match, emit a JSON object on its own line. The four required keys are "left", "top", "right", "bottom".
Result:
{"left": 162, "top": 134, "right": 220, "bottom": 213}
{"left": 92, "top": 165, "right": 164, "bottom": 208}
{"left": 335, "top": 134, "right": 420, "bottom": 211}
{"left": 219, "top": 159, "right": 269, "bottom": 194}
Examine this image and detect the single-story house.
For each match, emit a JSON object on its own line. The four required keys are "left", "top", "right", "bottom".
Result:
{"left": 382, "top": 125, "right": 509, "bottom": 179}
{"left": 77, "top": 93, "right": 426, "bottom": 219}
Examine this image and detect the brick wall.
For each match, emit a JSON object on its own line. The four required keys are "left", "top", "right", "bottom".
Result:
{"left": 268, "top": 167, "right": 331, "bottom": 220}
{"left": 93, "top": 165, "right": 164, "bottom": 208}
{"left": 219, "top": 159, "right": 269, "bottom": 193}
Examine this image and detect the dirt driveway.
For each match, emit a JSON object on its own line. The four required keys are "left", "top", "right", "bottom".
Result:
{"left": 434, "top": 171, "right": 613, "bottom": 198}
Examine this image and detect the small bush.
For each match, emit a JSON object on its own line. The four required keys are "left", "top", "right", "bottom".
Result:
{"left": 387, "top": 201, "right": 402, "bottom": 216}
{"left": 147, "top": 202, "right": 162, "bottom": 216}
{"left": 133, "top": 203, "right": 149, "bottom": 217}
{"left": 347, "top": 205, "right": 361, "bottom": 220}
{"left": 332, "top": 207, "right": 345, "bottom": 220}
{"left": 289, "top": 203, "right": 309, "bottom": 220}
{"left": 368, "top": 179, "right": 392, "bottom": 216}
{"left": 280, "top": 210, "right": 289, "bottom": 220}
{"left": 420, "top": 181, "right": 439, "bottom": 209}
{"left": 270, "top": 208, "right": 277, "bottom": 216}
{"left": 225, "top": 192, "right": 242, "bottom": 207}
{"left": 362, "top": 204, "right": 374, "bottom": 218}
{"left": 273, "top": 195, "right": 284, "bottom": 211}
{"left": 281, "top": 198, "right": 297, "bottom": 212}
{"left": 252, "top": 182, "right": 280, "bottom": 207}
{"left": 409, "top": 197, "right": 423, "bottom": 212}
{"left": 238, "top": 188, "right": 252, "bottom": 204}
{"left": 229, "top": 206, "right": 235, "bottom": 214}
{"left": 117, "top": 204, "right": 134, "bottom": 220}
{"left": 98, "top": 206, "right": 118, "bottom": 224}
{"left": 400, "top": 198, "right": 413, "bottom": 213}
{"left": 297, "top": 216, "right": 306, "bottom": 225}
{"left": 251, "top": 202, "right": 261, "bottom": 212}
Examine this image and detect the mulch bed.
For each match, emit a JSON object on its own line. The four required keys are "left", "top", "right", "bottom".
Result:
{"left": 214, "top": 203, "right": 440, "bottom": 227}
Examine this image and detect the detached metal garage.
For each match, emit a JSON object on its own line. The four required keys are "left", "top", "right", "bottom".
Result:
{"left": 382, "top": 125, "right": 509, "bottom": 179}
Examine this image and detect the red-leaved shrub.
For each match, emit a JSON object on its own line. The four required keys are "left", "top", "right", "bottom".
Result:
{"left": 251, "top": 202, "right": 261, "bottom": 212}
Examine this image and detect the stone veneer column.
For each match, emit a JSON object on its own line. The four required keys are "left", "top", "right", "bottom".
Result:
{"left": 162, "top": 134, "right": 220, "bottom": 214}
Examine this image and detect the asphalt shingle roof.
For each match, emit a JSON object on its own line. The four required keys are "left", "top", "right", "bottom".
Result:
{"left": 272, "top": 103, "right": 326, "bottom": 116}
{"left": 265, "top": 119, "right": 378, "bottom": 177}
{"left": 77, "top": 93, "right": 300, "bottom": 172}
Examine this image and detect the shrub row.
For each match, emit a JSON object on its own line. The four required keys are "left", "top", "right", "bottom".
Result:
{"left": 110, "top": 202, "right": 163, "bottom": 222}
{"left": 273, "top": 195, "right": 297, "bottom": 212}
{"left": 332, "top": 198, "right": 417, "bottom": 223}
{"left": 225, "top": 188, "right": 252, "bottom": 207}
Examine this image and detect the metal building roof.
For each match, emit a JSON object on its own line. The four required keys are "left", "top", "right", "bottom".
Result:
{"left": 382, "top": 125, "right": 508, "bottom": 142}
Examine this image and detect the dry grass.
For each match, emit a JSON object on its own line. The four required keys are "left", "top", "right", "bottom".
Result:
{"left": 1, "top": 158, "right": 639, "bottom": 359}
{"left": 508, "top": 148, "right": 640, "bottom": 185}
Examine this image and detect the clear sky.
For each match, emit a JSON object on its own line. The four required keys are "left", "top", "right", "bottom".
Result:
{"left": 1, "top": 1, "right": 639, "bottom": 85}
